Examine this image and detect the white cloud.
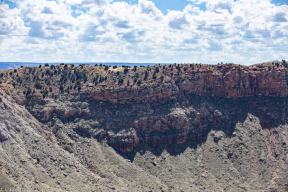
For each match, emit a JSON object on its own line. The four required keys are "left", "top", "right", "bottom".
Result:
{"left": 0, "top": 0, "right": 287, "bottom": 64}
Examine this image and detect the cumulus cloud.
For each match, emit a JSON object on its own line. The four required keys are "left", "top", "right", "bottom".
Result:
{"left": 0, "top": 0, "right": 287, "bottom": 64}
{"left": 55, "top": 0, "right": 112, "bottom": 7}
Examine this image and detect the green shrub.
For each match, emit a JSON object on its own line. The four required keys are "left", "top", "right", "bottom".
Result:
{"left": 44, "top": 63, "right": 49, "bottom": 67}
{"left": 42, "top": 90, "right": 48, "bottom": 98}
{"left": 113, "top": 65, "right": 117, "bottom": 69}
{"left": 144, "top": 70, "right": 149, "bottom": 80}
{"left": 49, "top": 87, "right": 52, "bottom": 92}
{"left": 0, "top": 73, "right": 3, "bottom": 78}
{"left": 127, "top": 80, "right": 130, "bottom": 86}
{"left": 21, "top": 66, "right": 23, "bottom": 68}
{"left": 118, "top": 78, "right": 124, "bottom": 84}
{"left": 95, "top": 64, "right": 98, "bottom": 66}
{"left": 124, "top": 68, "right": 129, "bottom": 74}
{"left": 60, "top": 63, "right": 64, "bottom": 65}
{"left": 155, "top": 67, "right": 159, "bottom": 73}
{"left": 26, "top": 87, "right": 32, "bottom": 95}
{"left": 39, "top": 65, "right": 42, "bottom": 68}
{"left": 105, "top": 66, "right": 109, "bottom": 70}
{"left": 137, "top": 79, "right": 141, "bottom": 85}
{"left": 14, "top": 69, "right": 17, "bottom": 73}
{"left": 0, "top": 80, "right": 2, "bottom": 84}
{"left": 133, "top": 66, "right": 137, "bottom": 71}
{"left": 153, "top": 73, "right": 157, "bottom": 79}
{"left": 35, "top": 81, "right": 42, "bottom": 89}
{"left": 116, "top": 71, "right": 120, "bottom": 75}
{"left": 60, "top": 83, "right": 64, "bottom": 91}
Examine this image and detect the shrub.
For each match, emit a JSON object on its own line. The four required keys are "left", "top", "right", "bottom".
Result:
{"left": 116, "top": 71, "right": 120, "bottom": 75}
{"left": 100, "top": 63, "right": 102, "bottom": 66}
{"left": 118, "top": 78, "right": 124, "bottom": 84}
{"left": 155, "top": 67, "right": 159, "bottom": 73}
{"left": 59, "top": 83, "right": 64, "bottom": 91}
{"left": 71, "top": 64, "right": 74, "bottom": 67}
{"left": 133, "top": 66, "right": 137, "bottom": 71}
{"left": 95, "top": 64, "right": 98, "bottom": 66}
{"left": 113, "top": 65, "right": 117, "bottom": 69}
{"left": 9, "top": 72, "right": 12, "bottom": 75}
{"left": 124, "top": 68, "right": 129, "bottom": 74}
{"left": 50, "top": 64, "right": 55, "bottom": 69}
{"left": 160, "top": 75, "right": 164, "bottom": 80}
{"left": 184, "top": 67, "right": 187, "bottom": 71}
{"left": 14, "top": 69, "right": 17, "bottom": 73}
{"left": 21, "top": 66, "right": 23, "bottom": 68}
{"left": 42, "top": 90, "right": 48, "bottom": 98}
{"left": 44, "top": 63, "right": 49, "bottom": 67}
{"left": 60, "top": 63, "right": 64, "bottom": 65}
{"left": 64, "top": 64, "right": 68, "bottom": 68}
{"left": 137, "top": 79, "right": 141, "bottom": 85}
{"left": 105, "top": 66, "right": 109, "bottom": 70}
{"left": 35, "top": 81, "right": 42, "bottom": 89}
{"left": 39, "top": 65, "right": 42, "bottom": 68}
{"left": 49, "top": 87, "right": 53, "bottom": 92}
{"left": 144, "top": 70, "right": 149, "bottom": 80}
{"left": 0, "top": 80, "right": 2, "bottom": 84}
{"left": 26, "top": 87, "right": 32, "bottom": 96}
{"left": 127, "top": 80, "right": 130, "bottom": 86}
{"left": 153, "top": 73, "right": 157, "bottom": 79}
{"left": 12, "top": 82, "right": 16, "bottom": 88}
{"left": 0, "top": 73, "right": 3, "bottom": 78}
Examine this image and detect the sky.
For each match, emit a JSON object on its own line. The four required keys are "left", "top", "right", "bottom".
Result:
{"left": 0, "top": 0, "right": 287, "bottom": 65}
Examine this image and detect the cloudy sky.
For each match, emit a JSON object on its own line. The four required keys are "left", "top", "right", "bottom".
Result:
{"left": 0, "top": 0, "right": 287, "bottom": 65}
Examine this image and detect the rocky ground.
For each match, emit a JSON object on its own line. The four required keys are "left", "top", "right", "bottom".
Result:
{"left": 0, "top": 62, "right": 288, "bottom": 191}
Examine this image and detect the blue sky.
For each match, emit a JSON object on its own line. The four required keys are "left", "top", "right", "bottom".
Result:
{"left": 0, "top": 0, "right": 287, "bottom": 65}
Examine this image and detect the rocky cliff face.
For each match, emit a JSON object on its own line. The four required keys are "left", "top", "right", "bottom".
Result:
{"left": 1, "top": 62, "right": 288, "bottom": 191}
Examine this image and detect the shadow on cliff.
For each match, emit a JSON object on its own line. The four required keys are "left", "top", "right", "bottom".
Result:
{"left": 117, "top": 95, "right": 288, "bottom": 162}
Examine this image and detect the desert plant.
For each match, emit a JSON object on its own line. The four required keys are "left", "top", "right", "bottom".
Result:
{"left": 35, "top": 81, "right": 42, "bottom": 89}
{"left": 26, "top": 87, "right": 32, "bottom": 95}
{"left": 39, "top": 65, "right": 42, "bottom": 68}
{"left": 44, "top": 63, "right": 49, "bottom": 67}
{"left": 137, "top": 79, "right": 141, "bottom": 85}
{"left": 118, "top": 78, "right": 124, "bottom": 84}
{"left": 124, "top": 68, "right": 129, "bottom": 74}
{"left": 153, "top": 72, "right": 157, "bottom": 79}
{"left": 155, "top": 67, "right": 159, "bottom": 73}
{"left": 144, "top": 70, "right": 149, "bottom": 80}
{"left": 59, "top": 83, "right": 64, "bottom": 91}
